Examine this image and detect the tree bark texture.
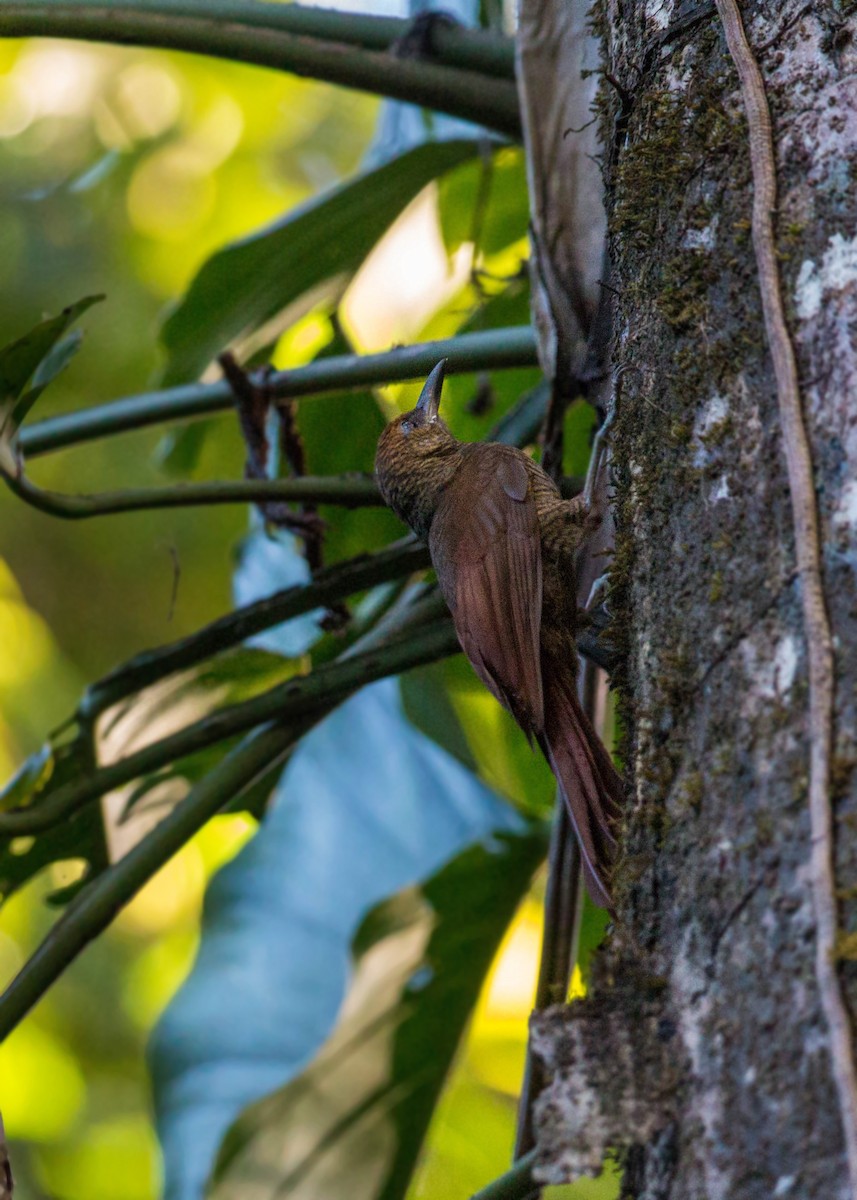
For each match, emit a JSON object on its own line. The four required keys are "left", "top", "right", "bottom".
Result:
{"left": 521, "top": 2, "right": 857, "bottom": 1197}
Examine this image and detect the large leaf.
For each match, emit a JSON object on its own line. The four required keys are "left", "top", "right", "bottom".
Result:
{"left": 209, "top": 828, "right": 545, "bottom": 1200}
{"left": 150, "top": 678, "right": 540, "bottom": 1200}
{"left": 159, "top": 140, "right": 481, "bottom": 385}
{"left": 438, "top": 147, "right": 529, "bottom": 258}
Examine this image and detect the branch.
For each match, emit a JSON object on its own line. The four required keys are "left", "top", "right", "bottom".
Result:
{"left": 0, "top": 0, "right": 515, "bottom": 78}
{"left": 0, "top": 719, "right": 302, "bottom": 1039}
{"left": 0, "top": 595, "right": 457, "bottom": 1037}
{"left": 471, "top": 1151, "right": 538, "bottom": 1200}
{"left": 0, "top": 3, "right": 520, "bottom": 137}
{"left": 20, "top": 327, "right": 539, "bottom": 458}
{"left": 715, "top": 0, "right": 857, "bottom": 1187}
{"left": 81, "top": 537, "right": 430, "bottom": 718}
{"left": 0, "top": 615, "right": 460, "bottom": 836}
{"left": 1, "top": 467, "right": 380, "bottom": 520}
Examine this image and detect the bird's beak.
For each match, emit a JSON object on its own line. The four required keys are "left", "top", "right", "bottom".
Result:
{"left": 415, "top": 359, "right": 446, "bottom": 424}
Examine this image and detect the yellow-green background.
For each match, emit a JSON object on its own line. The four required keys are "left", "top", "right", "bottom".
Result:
{"left": 0, "top": 34, "right": 617, "bottom": 1200}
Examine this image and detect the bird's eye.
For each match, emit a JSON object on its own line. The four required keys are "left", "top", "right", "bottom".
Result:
{"left": 401, "top": 418, "right": 413, "bottom": 436}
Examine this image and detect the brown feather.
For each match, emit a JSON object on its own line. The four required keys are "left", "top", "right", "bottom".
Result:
{"left": 429, "top": 445, "right": 544, "bottom": 734}
{"left": 539, "top": 665, "right": 624, "bottom": 911}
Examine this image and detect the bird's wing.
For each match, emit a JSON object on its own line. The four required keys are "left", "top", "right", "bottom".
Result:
{"left": 430, "top": 448, "right": 544, "bottom": 734}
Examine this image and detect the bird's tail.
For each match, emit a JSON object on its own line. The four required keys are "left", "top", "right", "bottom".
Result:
{"left": 539, "top": 666, "right": 625, "bottom": 911}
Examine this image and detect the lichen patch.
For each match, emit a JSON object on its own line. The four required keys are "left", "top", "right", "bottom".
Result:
{"left": 794, "top": 233, "right": 857, "bottom": 321}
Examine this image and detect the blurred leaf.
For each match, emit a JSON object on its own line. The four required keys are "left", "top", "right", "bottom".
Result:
{"left": 0, "top": 725, "right": 109, "bottom": 905}
{"left": 209, "top": 827, "right": 544, "bottom": 1200}
{"left": 154, "top": 420, "right": 216, "bottom": 478}
{"left": 431, "top": 655, "right": 555, "bottom": 817}
{"left": 0, "top": 742, "right": 53, "bottom": 814}
{"left": 231, "top": 527, "right": 321, "bottom": 657}
{"left": 151, "top": 678, "right": 542, "bottom": 1200}
{"left": 575, "top": 892, "right": 610, "bottom": 988}
{"left": 400, "top": 662, "right": 477, "bottom": 775}
{"left": 159, "top": 140, "right": 482, "bottom": 386}
{"left": 0, "top": 295, "right": 103, "bottom": 469}
{"left": 438, "top": 148, "right": 529, "bottom": 259}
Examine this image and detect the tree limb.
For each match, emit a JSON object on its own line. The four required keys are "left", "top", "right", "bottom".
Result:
{"left": 20, "top": 326, "right": 539, "bottom": 458}
{"left": 9, "top": 0, "right": 516, "bottom": 77}
{"left": 0, "top": 2, "right": 520, "bottom": 137}
{"left": 0, "top": 719, "right": 306, "bottom": 1039}
{"left": 1, "top": 467, "right": 381, "bottom": 520}
{"left": 0, "top": 614, "right": 459, "bottom": 837}
{"left": 81, "top": 537, "right": 431, "bottom": 718}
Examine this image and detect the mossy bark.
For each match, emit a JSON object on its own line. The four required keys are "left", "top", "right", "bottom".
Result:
{"left": 524, "top": 3, "right": 857, "bottom": 1197}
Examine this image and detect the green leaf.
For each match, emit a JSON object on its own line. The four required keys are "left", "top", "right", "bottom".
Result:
{"left": 207, "top": 827, "right": 545, "bottom": 1200}
{"left": 400, "top": 662, "right": 478, "bottom": 774}
{"left": 0, "top": 294, "right": 104, "bottom": 470}
{"left": 0, "top": 726, "right": 109, "bottom": 906}
{"left": 159, "top": 140, "right": 482, "bottom": 386}
{"left": 438, "top": 147, "right": 529, "bottom": 258}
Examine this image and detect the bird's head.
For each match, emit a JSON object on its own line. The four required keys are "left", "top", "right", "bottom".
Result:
{"left": 375, "top": 359, "right": 462, "bottom": 537}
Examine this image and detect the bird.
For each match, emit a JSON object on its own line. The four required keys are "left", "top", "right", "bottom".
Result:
{"left": 374, "top": 361, "right": 624, "bottom": 909}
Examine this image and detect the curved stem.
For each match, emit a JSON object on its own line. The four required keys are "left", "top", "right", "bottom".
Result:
{"left": 0, "top": 598, "right": 456, "bottom": 1038}
{"left": 716, "top": 0, "right": 857, "bottom": 1183}
{"left": 0, "top": 0, "right": 515, "bottom": 78}
{"left": 0, "top": 4, "right": 520, "bottom": 137}
{"left": 20, "top": 327, "right": 539, "bottom": 458}
{"left": 2, "top": 469, "right": 380, "bottom": 519}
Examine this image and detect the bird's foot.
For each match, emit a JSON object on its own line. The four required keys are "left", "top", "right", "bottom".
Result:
{"left": 583, "top": 571, "right": 611, "bottom": 615}
{"left": 581, "top": 410, "right": 615, "bottom": 513}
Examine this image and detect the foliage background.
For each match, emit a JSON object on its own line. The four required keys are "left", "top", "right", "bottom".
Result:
{"left": 0, "top": 29, "right": 616, "bottom": 1200}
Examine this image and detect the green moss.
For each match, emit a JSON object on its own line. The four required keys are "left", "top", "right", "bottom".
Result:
{"left": 834, "top": 931, "right": 857, "bottom": 961}
{"left": 674, "top": 770, "right": 704, "bottom": 813}
{"left": 701, "top": 415, "right": 734, "bottom": 447}
{"left": 709, "top": 571, "right": 724, "bottom": 603}
{"left": 755, "top": 811, "right": 775, "bottom": 846}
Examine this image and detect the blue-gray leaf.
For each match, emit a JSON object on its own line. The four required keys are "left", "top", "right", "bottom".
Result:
{"left": 151, "top": 677, "right": 532, "bottom": 1200}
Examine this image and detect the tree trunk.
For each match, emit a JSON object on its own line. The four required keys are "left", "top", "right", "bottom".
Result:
{"left": 520, "top": 2, "right": 857, "bottom": 1196}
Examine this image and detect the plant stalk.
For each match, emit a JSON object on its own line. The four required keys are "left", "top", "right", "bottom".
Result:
{"left": 20, "top": 326, "right": 539, "bottom": 458}
{"left": 0, "top": 3, "right": 520, "bottom": 136}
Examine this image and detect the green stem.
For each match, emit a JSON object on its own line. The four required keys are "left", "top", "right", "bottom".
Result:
{"left": 20, "top": 327, "right": 539, "bottom": 458}
{"left": 2, "top": 469, "right": 381, "bottom": 519}
{"left": 0, "top": 0, "right": 515, "bottom": 77}
{"left": 81, "top": 536, "right": 430, "bottom": 717}
{"left": 0, "top": 3, "right": 520, "bottom": 136}
{"left": 471, "top": 1151, "right": 539, "bottom": 1200}
{"left": 0, "top": 719, "right": 302, "bottom": 1040}
{"left": 0, "top": 617, "right": 459, "bottom": 836}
